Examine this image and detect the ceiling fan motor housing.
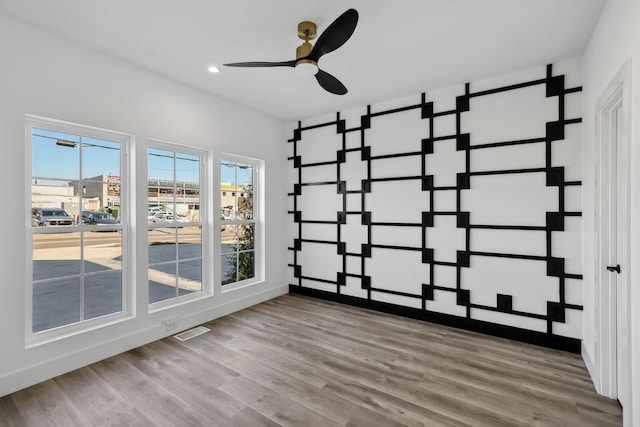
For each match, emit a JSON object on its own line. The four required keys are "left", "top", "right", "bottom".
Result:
{"left": 296, "top": 42, "right": 316, "bottom": 63}
{"left": 296, "top": 21, "right": 317, "bottom": 66}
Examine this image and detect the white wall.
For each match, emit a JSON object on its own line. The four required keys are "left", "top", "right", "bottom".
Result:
{"left": 582, "top": 0, "right": 640, "bottom": 424}
{"left": 0, "top": 16, "right": 288, "bottom": 396}
{"left": 287, "top": 59, "right": 584, "bottom": 351}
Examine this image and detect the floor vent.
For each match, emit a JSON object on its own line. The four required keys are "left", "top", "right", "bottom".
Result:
{"left": 173, "top": 326, "right": 210, "bottom": 342}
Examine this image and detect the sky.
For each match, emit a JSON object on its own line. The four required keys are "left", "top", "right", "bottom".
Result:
{"left": 32, "top": 128, "right": 252, "bottom": 187}
{"left": 32, "top": 128, "right": 121, "bottom": 182}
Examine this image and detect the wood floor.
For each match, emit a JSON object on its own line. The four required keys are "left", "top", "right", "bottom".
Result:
{"left": 0, "top": 294, "right": 622, "bottom": 426}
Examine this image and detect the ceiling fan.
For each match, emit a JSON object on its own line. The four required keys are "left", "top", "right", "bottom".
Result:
{"left": 224, "top": 9, "right": 359, "bottom": 95}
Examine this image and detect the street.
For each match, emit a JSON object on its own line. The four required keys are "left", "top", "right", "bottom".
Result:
{"left": 30, "top": 225, "right": 234, "bottom": 332}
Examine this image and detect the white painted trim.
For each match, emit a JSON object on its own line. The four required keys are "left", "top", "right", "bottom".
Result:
{"left": 582, "top": 340, "right": 597, "bottom": 385}
{"left": 0, "top": 283, "right": 288, "bottom": 397}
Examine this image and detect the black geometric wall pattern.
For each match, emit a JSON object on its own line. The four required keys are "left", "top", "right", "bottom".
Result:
{"left": 287, "top": 63, "right": 583, "bottom": 352}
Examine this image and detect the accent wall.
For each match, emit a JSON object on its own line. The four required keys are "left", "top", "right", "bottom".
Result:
{"left": 287, "top": 60, "right": 583, "bottom": 352}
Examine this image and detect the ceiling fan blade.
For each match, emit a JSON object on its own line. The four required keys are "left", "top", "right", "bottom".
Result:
{"left": 307, "top": 9, "right": 358, "bottom": 62}
{"left": 315, "top": 69, "right": 347, "bottom": 95}
{"left": 224, "top": 60, "right": 296, "bottom": 68}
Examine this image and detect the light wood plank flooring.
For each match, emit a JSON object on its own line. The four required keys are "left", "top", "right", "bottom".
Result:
{"left": 0, "top": 294, "right": 622, "bottom": 426}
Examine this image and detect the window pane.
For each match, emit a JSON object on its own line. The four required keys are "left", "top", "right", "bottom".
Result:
{"left": 220, "top": 161, "right": 254, "bottom": 220}
{"left": 78, "top": 179, "right": 121, "bottom": 216}
{"left": 148, "top": 148, "right": 175, "bottom": 180}
{"left": 178, "top": 259, "right": 201, "bottom": 294}
{"left": 148, "top": 149, "right": 175, "bottom": 214}
{"left": 221, "top": 189, "right": 235, "bottom": 219}
{"left": 148, "top": 182, "right": 170, "bottom": 213}
{"left": 238, "top": 224, "right": 255, "bottom": 251}
{"left": 32, "top": 129, "right": 79, "bottom": 181}
{"left": 237, "top": 163, "right": 253, "bottom": 186}
{"left": 238, "top": 191, "right": 253, "bottom": 220}
{"left": 148, "top": 228, "right": 177, "bottom": 264}
{"left": 221, "top": 161, "right": 237, "bottom": 186}
{"left": 221, "top": 253, "right": 237, "bottom": 285}
{"left": 221, "top": 161, "right": 237, "bottom": 219}
{"left": 237, "top": 163, "right": 253, "bottom": 220}
{"left": 221, "top": 225, "right": 238, "bottom": 254}
{"left": 176, "top": 154, "right": 199, "bottom": 222}
{"left": 33, "top": 277, "right": 81, "bottom": 332}
{"left": 238, "top": 252, "right": 255, "bottom": 282}
{"left": 84, "top": 231, "right": 122, "bottom": 273}
{"left": 82, "top": 138, "right": 120, "bottom": 179}
{"left": 105, "top": 180, "right": 121, "bottom": 214}
{"left": 84, "top": 271, "right": 122, "bottom": 320}
{"left": 149, "top": 263, "right": 177, "bottom": 304}
{"left": 176, "top": 153, "right": 199, "bottom": 184}
{"left": 178, "top": 226, "right": 201, "bottom": 260}
{"left": 33, "top": 233, "right": 81, "bottom": 281}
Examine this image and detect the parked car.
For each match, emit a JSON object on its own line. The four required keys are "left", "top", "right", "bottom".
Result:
{"left": 149, "top": 211, "right": 189, "bottom": 223}
{"left": 147, "top": 206, "right": 163, "bottom": 220}
{"left": 79, "top": 210, "right": 119, "bottom": 226}
{"left": 31, "top": 207, "right": 74, "bottom": 227}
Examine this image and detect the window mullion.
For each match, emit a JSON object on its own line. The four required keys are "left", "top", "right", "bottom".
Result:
{"left": 79, "top": 231, "right": 85, "bottom": 321}
{"left": 175, "top": 227, "right": 179, "bottom": 297}
{"left": 78, "top": 135, "right": 85, "bottom": 321}
{"left": 173, "top": 152, "right": 178, "bottom": 218}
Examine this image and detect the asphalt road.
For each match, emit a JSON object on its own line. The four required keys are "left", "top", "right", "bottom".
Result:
{"left": 31, "top": 225, "right": 246, "bottom": 332}
{"left": 33, "top": 225, "right": 235, "bottom": 249}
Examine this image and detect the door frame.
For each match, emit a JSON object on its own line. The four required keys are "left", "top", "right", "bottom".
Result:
{"left": 594, "top": 59, "right": 631, "bottom": 404}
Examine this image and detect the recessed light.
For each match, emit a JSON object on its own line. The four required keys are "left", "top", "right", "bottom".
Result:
{"left": 208, "top": 66, "right": 220, "bottom": 73}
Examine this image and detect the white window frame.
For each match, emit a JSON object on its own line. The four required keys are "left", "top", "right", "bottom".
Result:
{"left": 147, "top": 139, "right": 210, "bottom": 312}
{"left": 25, "top": 115, "right": 133, "bottom": 347}
{"left": 219, "top": 154, "right": 264, "bottom": 292}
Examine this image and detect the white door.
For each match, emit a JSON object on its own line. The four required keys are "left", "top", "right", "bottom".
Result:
{"left": 612, "top": 104, "right": 629, "bottom": 409}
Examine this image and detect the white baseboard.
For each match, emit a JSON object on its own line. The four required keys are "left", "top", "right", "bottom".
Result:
{"left": 0, "top": 283, "right": 288, "bottom": 397}
{"left": 582, "top": 340, "right": 600, "bottom": 394}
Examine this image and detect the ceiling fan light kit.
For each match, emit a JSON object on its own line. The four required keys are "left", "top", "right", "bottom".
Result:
{"left": 295, "top": 21, "right": 318, "bottom": 75}
{"left": 224, "top": 9, "right": 359, "bottom": 95}
{"left": 295, "top": 62, "right": 319, "bottom": 76}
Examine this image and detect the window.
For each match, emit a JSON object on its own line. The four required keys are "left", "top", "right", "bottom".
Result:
{"left": 27, "top": 116, "right": 129, "bottom": 338}
{"left": 220, "top": 157, "right": 259, "bottom": 287}
{"left": 148, "top": 143, "right": 206, "bottom": 305}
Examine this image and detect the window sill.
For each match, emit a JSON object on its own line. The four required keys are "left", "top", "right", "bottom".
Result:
{"left": 148, "top": 290, "right": 210, "bottom": 314}
{"left": 26, "top": 311, "right": 135, "bottom": 349}
{"left": 221, "top": 277, "right": 264, "bottom": 293}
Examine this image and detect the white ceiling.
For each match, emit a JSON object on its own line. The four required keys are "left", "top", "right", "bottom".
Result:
{"left": 0, "top": 0, "right": 606, "bottom": 122}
